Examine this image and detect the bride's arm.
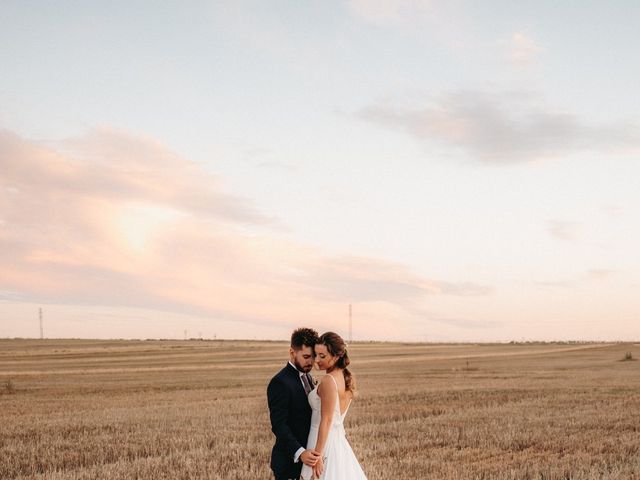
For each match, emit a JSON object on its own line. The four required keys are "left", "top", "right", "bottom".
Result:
{"left": 313, "top": 376, "right": 337, "bottom": 474}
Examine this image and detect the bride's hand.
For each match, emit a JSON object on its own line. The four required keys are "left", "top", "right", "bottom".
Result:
{"left": 313, "top": 456, "right": 324, "bottom": 478}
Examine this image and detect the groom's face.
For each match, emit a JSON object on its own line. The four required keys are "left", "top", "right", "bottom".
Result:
{"left": 289, "top": 345, "right": 315, "bottom": 373}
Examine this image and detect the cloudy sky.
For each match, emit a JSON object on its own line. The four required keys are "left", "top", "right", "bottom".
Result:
{"left": 1, "top": 1, "right": 639, "bottom": 341}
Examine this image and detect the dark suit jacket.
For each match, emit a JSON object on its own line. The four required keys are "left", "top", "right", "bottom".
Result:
{"left": 267, "top": 362, "right": 312, "bottom": 480}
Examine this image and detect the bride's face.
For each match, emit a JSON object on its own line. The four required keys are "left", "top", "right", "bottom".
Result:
{"left": 314, "top": 343, "right": 335, "bottom": 371}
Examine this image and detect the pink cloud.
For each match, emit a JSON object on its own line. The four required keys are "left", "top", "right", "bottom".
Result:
{"left": 0, "top": 128, "right": 491, "bottom": 338}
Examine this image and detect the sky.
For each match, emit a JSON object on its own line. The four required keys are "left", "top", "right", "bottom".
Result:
{"left": 1, "top": 1, "right": 639, "bottom": 341}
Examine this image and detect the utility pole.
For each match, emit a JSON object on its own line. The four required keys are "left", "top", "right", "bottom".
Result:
{"left": 39, "top": 307, "right": 43, "bottom": 339}
{"left": 348, "top": 304, "right": 352, "bottom": 343}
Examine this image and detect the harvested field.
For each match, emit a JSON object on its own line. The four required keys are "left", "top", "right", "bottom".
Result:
{"left": 1, "top": 339, "right": 639, "bottom": 479}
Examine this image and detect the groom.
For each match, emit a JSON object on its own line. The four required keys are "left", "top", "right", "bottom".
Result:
{"left": 267, "top": 327, "right": 321, "bottom": 480}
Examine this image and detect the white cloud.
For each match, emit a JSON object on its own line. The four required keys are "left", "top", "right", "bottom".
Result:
{"left": 347, "top": 0, "right": 433, "bottom": 27}
{"left": 356, "top": 90, "right": 640, "bottom": 164}
{"left": 508, "top": 32, "right": 542, "bottom": 67}
{"left": 586, "top": 268, "right": 615, "bottom": 281}
{"left": 547, "top": 219, "right": 580, "bottom": 242}
{"left": 534, "top": 268, "right": 616, "bottom": 291}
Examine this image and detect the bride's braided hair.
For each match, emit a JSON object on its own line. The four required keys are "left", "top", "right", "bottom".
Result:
{"left": 318, "top": 331, "right": 356, "bottom": 394}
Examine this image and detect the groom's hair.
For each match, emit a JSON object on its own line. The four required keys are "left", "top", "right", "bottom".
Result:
{"left": 290, "top": 327, "right": 319, "bottom": 350}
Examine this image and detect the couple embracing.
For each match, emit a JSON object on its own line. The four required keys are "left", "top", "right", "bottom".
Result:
{"left": 267, "top": 328, "right": 367, "bottom": 480}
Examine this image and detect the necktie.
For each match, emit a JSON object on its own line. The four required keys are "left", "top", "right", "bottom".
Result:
{"left": 301, "top": 373, "right": 312, "bottom": 395}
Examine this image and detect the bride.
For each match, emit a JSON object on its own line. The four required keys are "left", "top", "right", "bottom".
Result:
{"left": 301, "top": 332, "right": 367, "bottom": 480}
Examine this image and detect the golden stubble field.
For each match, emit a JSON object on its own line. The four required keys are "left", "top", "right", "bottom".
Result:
{"left": 1, "top": 339, "right": 639, "bottom": 479}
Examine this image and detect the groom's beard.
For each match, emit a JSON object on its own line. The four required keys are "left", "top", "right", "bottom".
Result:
{"left": 293, "top": 358, "right": 313, "bottom": 373}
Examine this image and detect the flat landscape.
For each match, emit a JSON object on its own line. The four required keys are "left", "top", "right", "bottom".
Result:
{"left": 1, "top": 339, "right": 639, "bottom": 479}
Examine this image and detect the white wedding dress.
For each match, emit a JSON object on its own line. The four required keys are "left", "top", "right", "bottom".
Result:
{"left": 300, "top": 375, "right": 367, "bottom": 480}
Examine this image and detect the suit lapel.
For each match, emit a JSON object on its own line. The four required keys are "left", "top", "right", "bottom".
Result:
{"left": 286, "top": 362, "right": 307, "bottom": 397}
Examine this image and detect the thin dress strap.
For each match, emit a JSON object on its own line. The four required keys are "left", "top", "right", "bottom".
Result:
{"left": 326, "top": 374, "right": 352, "bottom": 416}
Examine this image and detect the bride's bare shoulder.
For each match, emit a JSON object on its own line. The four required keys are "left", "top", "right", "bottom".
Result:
{"left": 319, "top": 374, "right": 336, "bottom": 385}
{"left": 318, "top": 374, "right": 339, "bottom": 390}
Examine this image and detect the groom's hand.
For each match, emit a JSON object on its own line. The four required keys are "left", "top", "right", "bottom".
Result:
{"left": 300, "top": 449, "right": 320, "bottom": 466}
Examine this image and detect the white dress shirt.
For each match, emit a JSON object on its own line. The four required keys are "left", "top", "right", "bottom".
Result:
{"left": 288, "top": 361, "right": 309, "bottom": 463}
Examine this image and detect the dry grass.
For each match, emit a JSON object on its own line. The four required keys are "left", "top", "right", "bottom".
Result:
{"left": 1, "top": 339, "right": 639, "bottom": 479}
